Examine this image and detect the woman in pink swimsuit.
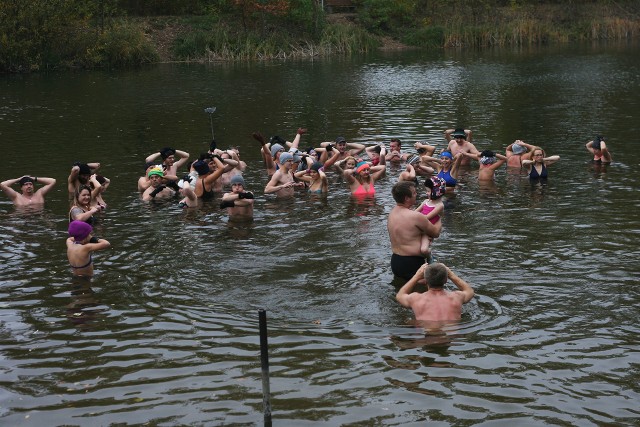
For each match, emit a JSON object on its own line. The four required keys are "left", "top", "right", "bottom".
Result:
{"left": 344, "top": 160, "right": 386, "bottom": 197}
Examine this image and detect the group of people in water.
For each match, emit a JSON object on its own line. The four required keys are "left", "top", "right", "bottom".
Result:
{"left": 1, "top": 129, "right": 612, "bottom": 322}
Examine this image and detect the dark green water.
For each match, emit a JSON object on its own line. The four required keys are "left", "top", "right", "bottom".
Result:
{"left": 1, "top": 42, "right": 639, "bottom": 425}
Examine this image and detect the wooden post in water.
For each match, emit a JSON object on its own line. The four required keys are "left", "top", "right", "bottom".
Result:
{"left": 259, "top": 309, "right": 272, "bottom": 426}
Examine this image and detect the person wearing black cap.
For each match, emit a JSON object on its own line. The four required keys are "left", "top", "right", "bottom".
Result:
{"left": 586, "top": 135, "right": 612, "bottom": 163}
{"left": 444, "top": 128, "right": 479, "bottom": 166}
{"left": 1, "top": 175, "right": 56, "bottom": 207}
{"left": 145, "top": 147, "right": 190, "bottom": 179}
{"left": 67, "top": 162, "right": 101, "bottom": 194}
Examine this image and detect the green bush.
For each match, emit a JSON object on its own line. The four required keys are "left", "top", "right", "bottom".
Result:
{"left": 402, "top": 26, "right": 445, "bottom": 48}
{"left": 83, "top": 21, "right": 159, "bottom": 67}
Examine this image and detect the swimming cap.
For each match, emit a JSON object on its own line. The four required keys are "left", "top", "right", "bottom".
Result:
{"left": 160, "top": 147, "right": 176, "bottom": 159}
{"left": 230, "top": 175, "right": 246, "bottom": 187}
{"left": 480, "top": 156, "right": 496, "bottom": 165}
{"left": 68, "top": 220, "right": 92, "bottom": 241}
{"left": 147, "top": 167, "right": 164, "bottom": 178}
{"left": 592, "top": 136, "right": 603, "bottom": 150}
{"left": 451, "top": 129, "right": 466, "bottom": 138}
{"left": 310, "top": 162, "right": 323, "bottom": 172}
{"left": 335, "top": 136, "right": 346, "bottom": 144}
{"left": 511, "top": 143, "right": 526, "bottom": 155}
{"left": 78, "top": 163, "right": 91, "bottom": 175}
{"left": 440, "top": 151, "right": 453, "bottom": 159}
{"left": 480, "top": 150, "right": 496, "bottom": 164}
{"left": 193, "top": 160, "right": 210, "bottom": 176}
{"left": 270, "top": 143, "right": 284, "bottom": 158}
{"left": 427, "top": 176, "right": 446, "bottom": 199}
{"left": 279, "top": 152, "right": 293, "bottom": 164}
{"left": 19, "top": 176, "right": 34, "bottom": 186}
{"left": 355, "top": 161, "right": 370, "bottom": 174}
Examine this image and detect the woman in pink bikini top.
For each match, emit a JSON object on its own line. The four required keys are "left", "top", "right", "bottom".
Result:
{"left": 344, "top": 160, "right": 386, "bottom": 197}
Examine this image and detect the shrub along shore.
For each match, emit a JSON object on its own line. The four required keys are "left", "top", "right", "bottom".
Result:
{"left": 1, "top": 1, "right": 639, "bottom": 72}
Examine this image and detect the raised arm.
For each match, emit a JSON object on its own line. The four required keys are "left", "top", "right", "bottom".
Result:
{"left": 322, "top": 147, "right": 341, "bottom": 169}
{"left": 204, "top": 157, "right": 226, "bottom": 185}
{"left": 449, "top": 153, "right": 464, "bottom": 179}
{"left": 174, "top": 150, "right": 190, "bottom": 169}
{"left": 544, "top": 155, "right": 560, "bottom": 166}
{"left": 342, "top": 168, "right": 356, "bottom": 184}
{"left": 414, "top": 141, "right": 437, "bottom": 156}
{"left": 34, "top": 176, "right": 56, "bottom": 196}
{"left": 446, "top": 266, "right": 474, "bottom": 303}
{"left": 67, "top": 166, "right": 80, "bottom": 193}
{"left": 396, "top": 265, "right": 426, "bottom": 307}
{"left": 145, "top": 152, "right": 161, "bottom": 163}
{"left": 347, "top": 142, "right": 366, "bottom": 156}
{"left": 0, "top": 177, "right": 20, "bottom": 200}
{"left": 489, "top": 153, "right": 508, "bottom": 171}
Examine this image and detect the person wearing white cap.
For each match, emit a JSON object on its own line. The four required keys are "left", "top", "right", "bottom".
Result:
{"left": 505, "top": 139, "right": 537, "bottom": 168}
{"left": 264, "top": 152, "right": 304, "bottom": 198}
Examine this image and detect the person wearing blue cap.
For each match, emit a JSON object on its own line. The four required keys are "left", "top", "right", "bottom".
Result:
{"left": 1, "top": 175, "right": 57, "bottom": 207}
{"left": 264, "top": 152, "right": 305, "bottom": 198}
{"left": 444, "top": 128, "right": 479, "bottom": 166}
{"left": 220, "top": 174, "right": 254, "bottom": 219}
{"left": 433, "top": 151, "right": 463, "bottom": 192}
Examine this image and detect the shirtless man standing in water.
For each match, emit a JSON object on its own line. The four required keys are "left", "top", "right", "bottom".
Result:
{"left": 445, "top": 128, "right": 479, "bottom": 166}
{"left": 388, "top": 181, "right": 441, "bottom": 281}
{"left": 1, "top": 175, "right": 57, "bottom": 207}
{"left": 396, "top": 263, "right": 474, "bottom": 322}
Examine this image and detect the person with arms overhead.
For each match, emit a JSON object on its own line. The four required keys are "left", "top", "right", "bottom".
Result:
{"left": 396, "top": 263, "right": 474, "bottom": 322}
{"left": 1, "top": 175, "right": 56, "bottom": 207}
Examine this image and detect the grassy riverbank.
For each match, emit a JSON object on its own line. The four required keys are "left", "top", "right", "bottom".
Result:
{"left": 1, "top": 1, "right": 639, "bottom": 71}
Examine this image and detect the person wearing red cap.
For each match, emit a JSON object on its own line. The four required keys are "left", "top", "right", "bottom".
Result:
{"left": 66, "top": 220, "right": 110, "bottom": 277}
{"left": 344, "top": 159, "right": 386, "bottom": 197}
{"left": 1, "top": 175, "right": 56, "bottom": 207}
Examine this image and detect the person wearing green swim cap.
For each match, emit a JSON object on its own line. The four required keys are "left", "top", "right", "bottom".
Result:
{"left": 142, "top": 168, "right": 175, "bottom": 201}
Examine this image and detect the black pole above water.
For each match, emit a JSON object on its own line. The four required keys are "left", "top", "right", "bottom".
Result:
{"left": 259, "top": 309, "right": 272, "bottom": 426}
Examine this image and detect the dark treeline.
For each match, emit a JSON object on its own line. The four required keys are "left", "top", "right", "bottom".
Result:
{"left": 1, "top": 0, "right": 639, "bottom": 72}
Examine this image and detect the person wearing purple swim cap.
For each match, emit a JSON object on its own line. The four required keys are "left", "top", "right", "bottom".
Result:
{"left": 66, "top": 220, "right": 110, "bottom": 277}
{"left": 1, "top": 175, "right": 56, "bottom": 207}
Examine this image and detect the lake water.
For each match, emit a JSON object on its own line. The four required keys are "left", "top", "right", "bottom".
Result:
{"left": 1, "top": 41, "right": 639, "bottom": 425}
